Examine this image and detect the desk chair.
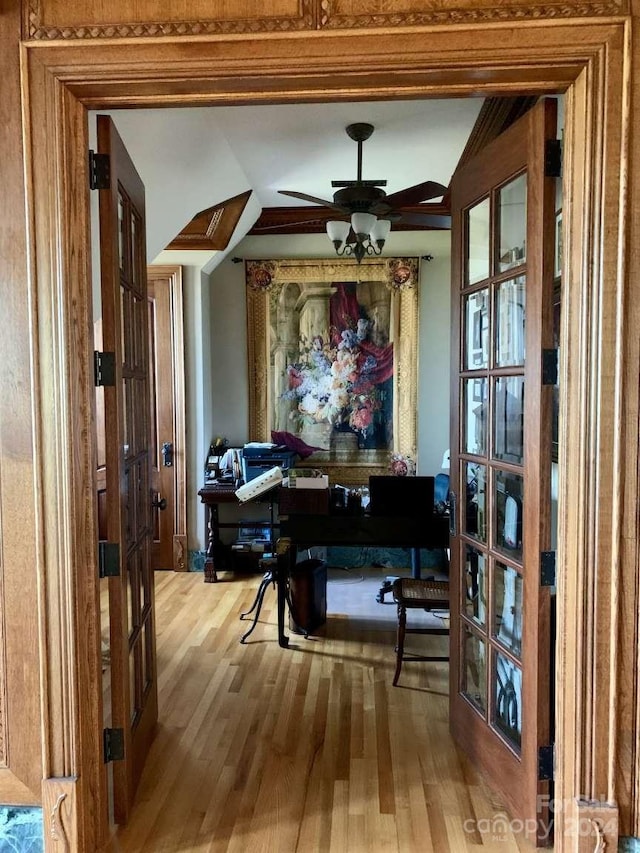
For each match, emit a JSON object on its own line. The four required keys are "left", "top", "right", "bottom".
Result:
{"left": 392, "top": 577, "right": 450, "bottom": 686}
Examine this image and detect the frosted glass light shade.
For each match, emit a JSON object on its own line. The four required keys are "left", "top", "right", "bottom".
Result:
{"left": 350, "top": 212, "right": 376, "bottom": 237}
{"left": 370, "top": 218, "right": 391, "bottom": 242}
{"left": 326, "top": 220, "right": 351, "bottom": 243}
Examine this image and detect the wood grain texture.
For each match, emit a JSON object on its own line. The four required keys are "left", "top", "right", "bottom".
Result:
{"left": 43, "top": 778, "right": 78, "bottom": 853}
{"left": 26, "top": 0, "right": 315, "bottom": 39}
{"left": 23, "top": 0, "right": 628, "bottom": 40}
{"left": 0, "top": 0, "right": 50, "bottom": 805}
{"left": 11, "top": 12, "right": 636, "bottom": 851}
{"left": 111, "top": 571, "right": 536, "bottom": 853}
{"left": 553, "top": 19, "right": 628, "bottom": 847}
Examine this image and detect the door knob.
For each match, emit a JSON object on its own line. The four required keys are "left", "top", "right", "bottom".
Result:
{"left": 152, "top": 496, "right": 167, "bottom": 511}
{"left": 162, "top": 442, "right": 173, "bottom": 467}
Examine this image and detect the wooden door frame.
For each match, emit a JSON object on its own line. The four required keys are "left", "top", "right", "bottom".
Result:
{"left": 21, "top": 18, "right": 634, "bottom": 852}
{"left": 147, "top": 265, "right": 188, "bottom": 572}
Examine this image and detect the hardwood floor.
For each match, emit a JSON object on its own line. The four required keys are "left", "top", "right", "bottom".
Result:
{"left": 109, "top": 572, "right": 535, "bottom": 852}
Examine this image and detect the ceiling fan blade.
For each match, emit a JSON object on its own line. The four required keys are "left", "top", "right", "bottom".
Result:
{"left": 398, "top": 212, "right": 452, "bottom": 229}
{"left": 385, "top": 180, "right": 448, "bottom": 207}
{"left": 278, "top": 190, "right": 347, "bottom": 212}
{"left": 252, "top": 217, "right": 326, "bottom": 232}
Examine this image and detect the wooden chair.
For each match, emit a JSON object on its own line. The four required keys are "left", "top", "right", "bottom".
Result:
{"left": 391, "top": 577, "right": 450, "bottom": 686}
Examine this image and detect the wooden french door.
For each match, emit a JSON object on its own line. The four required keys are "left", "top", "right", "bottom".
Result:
{"left": 147, "top": 266, "right": 187, "bottom": 572}
{"left": 97, "top": 115, "right": 158, "bottom": 823}
{"left": 449, "top": 99, "right": 557, "bottom": 844}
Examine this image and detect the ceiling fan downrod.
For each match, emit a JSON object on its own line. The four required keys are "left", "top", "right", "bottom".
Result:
{"left": 345, "top": 123, "right": 374, "bottom": 183}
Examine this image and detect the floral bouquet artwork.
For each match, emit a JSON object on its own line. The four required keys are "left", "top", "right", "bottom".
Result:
{"left": 282, "top": 282, "right": 393, "bottom": 450}
{"left": 389, "top": 452, "right": 416, "bottom": 477}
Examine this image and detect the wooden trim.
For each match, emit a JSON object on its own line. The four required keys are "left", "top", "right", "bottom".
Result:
{"left": 0, "top": 0, "right": 43, "bottom": 803}
{"left": 22, "top": 50, "right": 107, "bottom": 849}
{"left": 22, "top": 0, "right": 628, "bottom": 41}
{"left": 554, "top": 16, "right": 627, "bottom": 824}
{"left": 42, "top": 778, "right": 78, "bottom": 853}
{"left": 147, "top": 265, "right": 187, "bottom": 571}
{"left": 14, "top": 17, "right": 632, "bottom": 850}
{"left": 167, "top": 190, "right": 252, "bottom": 251}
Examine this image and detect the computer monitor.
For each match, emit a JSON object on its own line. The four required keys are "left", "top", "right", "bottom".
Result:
{"left": 368, "top": 475, "right": 435, "bottom": 518}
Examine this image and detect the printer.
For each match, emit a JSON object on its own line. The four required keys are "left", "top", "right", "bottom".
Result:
{"left": 241, "top": 443, "right": 297, "bottom": 484}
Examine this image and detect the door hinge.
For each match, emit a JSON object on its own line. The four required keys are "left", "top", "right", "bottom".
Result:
{"left": 541, "top": 551, "right": 556, "bottom": 587}
{"left": 98, "top": 542, "right": 120, "bottom": 578}
{"left": 542, "top": 348, "right": 558, "bottom": 385}
{"left": 103, "top": 728, "right": 125, "bottom": 763}
{"left": 545, "top": 139, "right": 562, "bottom": 178}
{"left": 538, "top": 744, "right": 555, "bottom": 780}
{"left": 89, "top": 150, "right": 111, "bottom": 190}
{"left": 94, "top": 350, "right": 116, "bottom": 387}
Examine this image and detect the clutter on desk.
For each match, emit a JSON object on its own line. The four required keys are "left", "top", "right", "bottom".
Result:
{"left": 241, "top": 443, "right": 297, "bottom": 484}
{"left": 285, "top": 468, "right": 329, "bottom": 490}
{"left": 235, "top": 465, "right": 283, "bottom": 502}
{"left": 204, "top": 437, "right": 229, "bottom": 482}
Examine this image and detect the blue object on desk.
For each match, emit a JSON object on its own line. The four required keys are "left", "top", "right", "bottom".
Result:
{"left": 435, "top": 472, "right": 450, "bottom": 504}
{"left": 242, "top": 448, "right": 297, "bottom": 483}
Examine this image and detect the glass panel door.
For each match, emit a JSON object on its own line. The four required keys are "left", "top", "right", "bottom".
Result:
{"left": 449, "top": 99, "right": 557, "bottom": 844}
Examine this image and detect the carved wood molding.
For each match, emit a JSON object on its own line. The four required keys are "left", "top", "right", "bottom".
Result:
{"left": 43, "top": 778, "right": 77, "bottom": 852}
{"left": 26, "top": 0, "right": 316, "bottom": 40}
{"left": 167, "top": 191, "right": 252, "bottom": 252}
{"left": 319, "top": 0, "right": 628, "bottom": 29}
{"left": 25, "top": 0, "right": 628, "bottom": 40}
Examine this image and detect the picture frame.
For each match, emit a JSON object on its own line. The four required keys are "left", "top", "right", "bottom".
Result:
{"left": 245, "top": 257, "right": 420, "bottom": 485}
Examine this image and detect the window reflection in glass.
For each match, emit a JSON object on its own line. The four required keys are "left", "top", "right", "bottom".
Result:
{"left": 464, "top": 545, "right": 487, "bottom": 627}
{"left": 466, "top": 198, "right": 490, "bottom": 286}
{"left": 465, "top": 462, "right": 487, "bottom": 543}
{"left": 492, "top": 650, "right": 522, "bottom": 751}
{"left": 493, "top": 376, "right": 524, "bottom": 464}
{"left": 118, "top": 193, "right": 125, "bottom": 274}
{"left": 462, "top": 625, "right": 487, "bottom": 715}
{"left": 494, "top": 470, "right": 523, "bottom": 559}
{"left": 465, "top": 289, "right": 489, "bottom": 370}
{"left": 495, "top": 277, "right": 526, "bottom": 367}
{"left": 494, "top": 562, "right": 523, "bottom": 658}
{"left": 498, "top": 173, "right": 527, "bottom": 274}
{"left": 464, "top": 378, "right": 487, "bottom": 455}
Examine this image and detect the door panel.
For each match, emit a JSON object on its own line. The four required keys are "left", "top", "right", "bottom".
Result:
{"left": 449, "top": 99, "right": 557, "bottom": 844}
{"left": 147, "top": 268, "right": 187, "bottom": 571}
{"left": 97, "top": 115, "right": 158, "bottom": 823}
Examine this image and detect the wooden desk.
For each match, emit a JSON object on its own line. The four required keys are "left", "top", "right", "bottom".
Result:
{"left": 198, "top": 483, "right": 278, "bottom": 583}
{"left": 275, "top": 511, "right": 450, "bottom": 648}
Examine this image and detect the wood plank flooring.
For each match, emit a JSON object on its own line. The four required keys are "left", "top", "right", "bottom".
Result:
{"left": 109, "top": 571, "right": 536, "bottom": 852}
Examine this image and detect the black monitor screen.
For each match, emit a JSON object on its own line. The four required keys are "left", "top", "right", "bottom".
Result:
{"left": 368, "top": 475, "right": 435, "bottom": 518}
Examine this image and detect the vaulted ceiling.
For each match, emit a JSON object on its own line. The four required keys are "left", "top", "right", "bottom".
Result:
{"left": 97, "top": 96, "right": 537, "bottom": 272}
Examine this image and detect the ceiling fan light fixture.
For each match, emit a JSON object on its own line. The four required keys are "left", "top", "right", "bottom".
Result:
{"left": 369, "top": 218, "right": 391, "bottom": 246}
{"left": 351, "top": 212, "right": 376, "bottom": 240}
{"left": 326, "top": 219, "right": 351, "bottom": 245}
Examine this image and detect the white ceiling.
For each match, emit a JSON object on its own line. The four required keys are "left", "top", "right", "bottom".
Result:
{"left": 100, "top": 97, "right": 484, "bottom": 267}
{"left": 207, "top": 98, "right": 484, "bottom": 208}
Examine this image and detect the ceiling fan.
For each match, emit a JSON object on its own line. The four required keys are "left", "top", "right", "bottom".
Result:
{"left": 277, "top": 122, "right": 452, "bottom": 252}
